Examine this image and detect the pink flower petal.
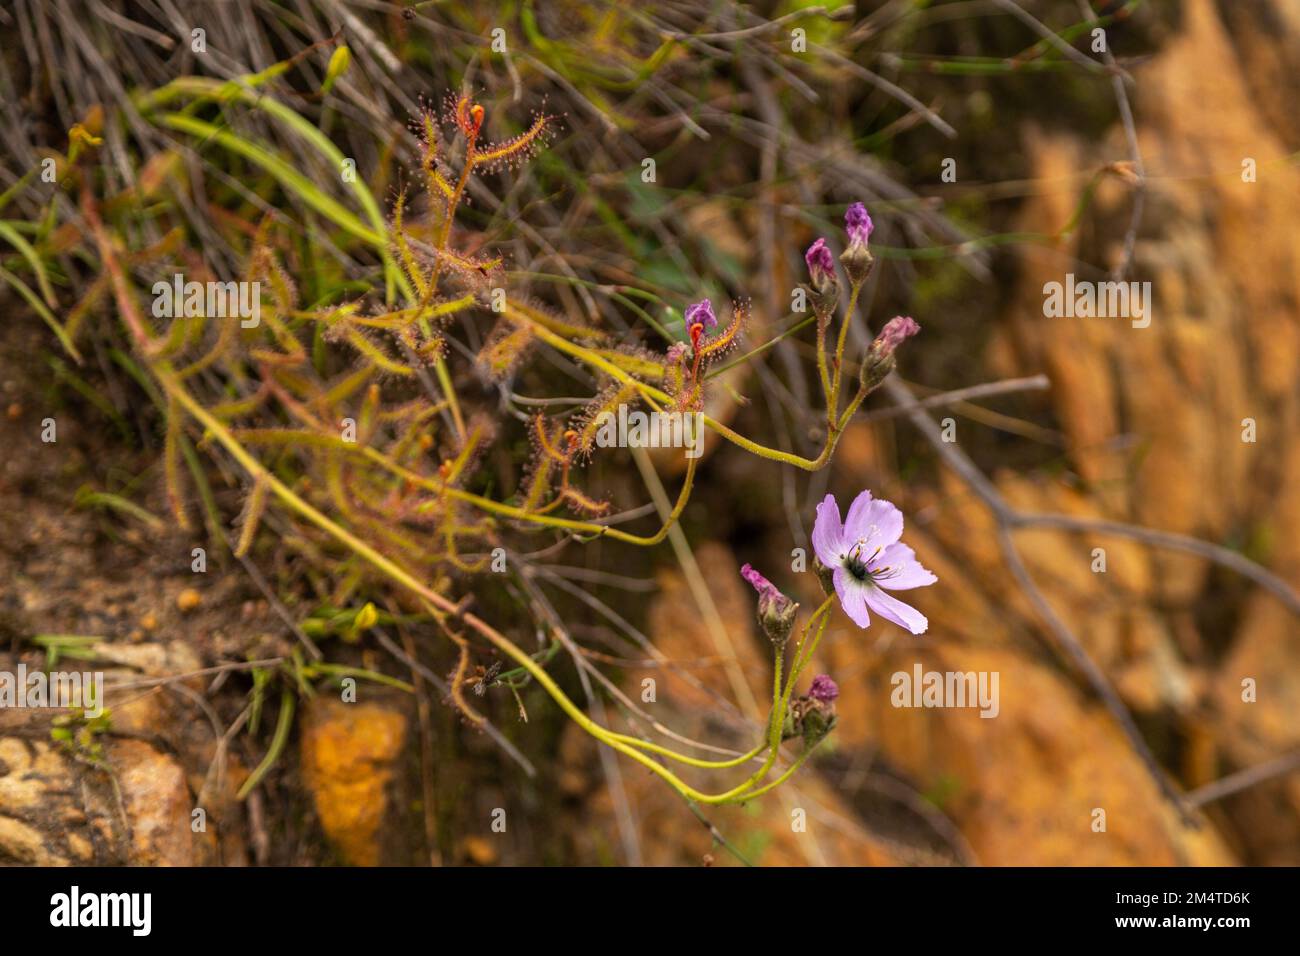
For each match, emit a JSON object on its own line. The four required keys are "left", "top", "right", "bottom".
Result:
{"left": 832, "top": 567, "right": 872, "bottom": 628}
{"left": 869, "top": 542, "right": 938, "bottom": 591}
{"left": 843, "top": 492, "right": 904, "bottom": 553}
{"left": 843, "top": 489, "right": 875, "bottom": 539}
{"left": 812, "top": 494, "right": 845, "bottom": 566}
{"left": 863, "top": 586, "right": 928, "bottom": 635}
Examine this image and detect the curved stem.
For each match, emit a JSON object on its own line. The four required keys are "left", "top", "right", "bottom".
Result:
{"left": 605, "top": 737, "right": 767, "bottom": 769}
{"left": 733, "top": 739, "right": 826, "bottom": 803}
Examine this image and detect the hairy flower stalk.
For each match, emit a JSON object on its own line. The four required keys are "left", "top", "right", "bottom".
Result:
{"left": 805, "top": 238, "right": 839, "bottom": 396}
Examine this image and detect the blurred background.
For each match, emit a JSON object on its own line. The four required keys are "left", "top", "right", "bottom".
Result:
{"left": 1, "top": 0, "right": 1298, "bottom": 866}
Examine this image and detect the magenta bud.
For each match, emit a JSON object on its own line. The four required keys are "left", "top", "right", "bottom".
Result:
{"left": 859, "top": 316, "right": 919, "bottom": 390}
{"left": 840, "top": 202, "right": 876, "bottom": 287}
{"left": 808, "top": 674, "right": 839, "bottom": 703}
{"left": 741, "top": 563, "right": 799, "bottom": 645}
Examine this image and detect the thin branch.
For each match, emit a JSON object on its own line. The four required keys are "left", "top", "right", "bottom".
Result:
{"left": 1010, "top": 513, "right": 1300, "bottom": 617}
{"left": 1077, "top": 0, "right": 1146, "bottom": 280}
{"left": 1187, "top": 750, "right": 1300, "bottom": 808}
{"left": 858, "top": 374, "right": 1050, "bottom": 422}
{"left": 687, "top": 801, "right": 754, "bottom": 866}
{"left": 659, "top": 5, "right": 853, "bottom": 42}
{"left": 104, "top": 657, "right": 286, "bottom": 692}
{"left": 991, "top": 0, "right": 1120, "bottom": 78}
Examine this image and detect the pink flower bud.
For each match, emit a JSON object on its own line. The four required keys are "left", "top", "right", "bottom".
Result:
{"left": 840, "top": 202, "right": 876, "bottom": 287}
{"left": 844, "top": 202, "right": 874, "bottom": 249}
{"left": 808, "top": 674, "right": 839, "bottom": 703}
{"left": 874, "top": 315, "right": 920, "bottom": 357}
{"left": 805, "top": 238, "right": 836, "bottom": 291}
{"left": 859, "top": 317, "right": 920, "bottom": 391}
{"left": 741, "top": 563, "right": 798, "bottom": 645}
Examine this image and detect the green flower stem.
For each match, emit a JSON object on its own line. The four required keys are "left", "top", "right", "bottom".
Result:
{"left": 691, "top": 605, "right": 835, "bottom": 803}
{"left": 815, "top": 312, "right": 833, "bottom": 397}
{"left": 769, "top": 637, "right": 786, "bottom": 753}
{"left": 826, "top": 282, "right": 863, "bottom": 428}
{"left": 781, "top": 598, "right": 835, "bottom": 716}
{"left": 612, "top": 608, "right": 829, "bottom": 801}
{"left": 605, "top": 737, "right": 767, "bottom": 770}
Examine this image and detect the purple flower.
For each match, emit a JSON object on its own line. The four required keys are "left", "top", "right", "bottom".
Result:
{"left": 808, "top": 674, "right": 839, "bottom": 703}
{"left": 874, "top": 315, "right": 920, "bottom": 355}
{"left": 812, "top": 490, "right": 936, "bottom": 634}
{"left": 741, "top": 563, "right": 798, "bottom": 644}
{"left": 805, "top": 238, "right": 836, "bottom": 290}
{"left": 844, "top": 202, "right": 874, "bottom": 249}
{"left": 685, "top": 299, "right": 717, "bottom": 331}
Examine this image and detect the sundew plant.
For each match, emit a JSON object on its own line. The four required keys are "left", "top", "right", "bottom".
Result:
{"left": 59, "top": 59, "right": 924, "bottom": 804}
{"left": 3, "top": 0, "right": 1297, "bottom": 871}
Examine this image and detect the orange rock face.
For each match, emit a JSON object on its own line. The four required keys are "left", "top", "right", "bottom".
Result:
{"left": 299, "top": 697, "right": 409, "bottom": 866}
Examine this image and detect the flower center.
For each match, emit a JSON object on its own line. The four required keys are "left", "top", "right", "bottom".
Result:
{"left": 844, "top": 540, "right": 882, "bottom": 582}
